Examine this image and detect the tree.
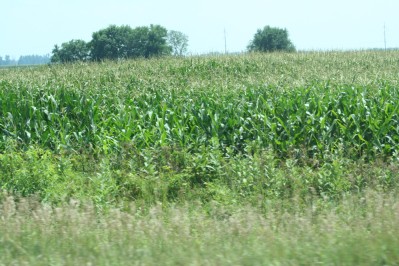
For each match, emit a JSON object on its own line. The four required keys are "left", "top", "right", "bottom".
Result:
{"left": 90, "top": 24, "right": 171, "bottom": 61}
{"left": 51, "top": 40, "right": 90, "bottom": 63}
{"left": 0, "top": 55, "right": 16, "bottom": 66}
{"left": 128, "top": 25, "right": 171, "bottom": 58}
{"left": 18, "top": 55, "right": 50, "bottom": 65}
{"left": 128, "top": 24, "right": 171, "bottom": 58}
{"left": 167, "top": 30, "right": 189, "bottom": 56}
{"left": 90, "top": 25, "right": 133, "bottom": 61}
{"left": 141, "top": 24, "right": 171, "bottom": 58}
{"left": 5, "top": 55, "right": 15, "bottom": 65}
{"left": 51, "top": 24, "right": 172, "bottom": 63}
{"left": 248, "top": 26, "right": 295, "bottom": 52}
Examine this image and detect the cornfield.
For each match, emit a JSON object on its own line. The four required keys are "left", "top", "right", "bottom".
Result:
{"left": 0, "top": 51, "right": 399, "bottom": 204}
{"left": 1, "top": 51, "right": 399, "bottom": 157}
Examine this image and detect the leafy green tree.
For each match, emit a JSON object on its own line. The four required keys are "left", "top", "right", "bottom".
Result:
{"left": 90, "top": 25, "right": 133, "bottom": 61}
{"left": 128, "top": 25, "right": 171, "bottom": 58}
{"left": 90, "top": 24, "right": 171, "bottom": 61}
{"left": 167, "top": 30, "right": 189, "bottom": 56}
{"left": 51, "top": 40, "right": 90, "bottom": 63}
{"left": 128, "top": 26, "right": 151, "bottom": 58}
{"left": 145, "top": 24, "right": 172, "bottom": 57}
{"left": 248, "top": 26, "right": 295, "bottom": 52}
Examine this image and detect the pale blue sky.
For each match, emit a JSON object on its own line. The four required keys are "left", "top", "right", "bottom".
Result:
{"left": 1, "top": 0, "right": 398, "bottom": 58}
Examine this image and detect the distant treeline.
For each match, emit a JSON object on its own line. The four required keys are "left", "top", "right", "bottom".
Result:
{"left": 51, "top": 24, "right": 189, "bottom": 63}
{"left": 51, "top": 24, "right": 299, "bottom": 64}
{"left": 0, "top": 54, "right": 50, "bottom": 66}
{"left": 3, "top": 25, "right": 298, "bottom": 65}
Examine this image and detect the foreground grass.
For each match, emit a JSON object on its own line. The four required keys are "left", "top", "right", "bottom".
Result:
{"left": 1, "top": 190, "right": 399, "bottom": 265}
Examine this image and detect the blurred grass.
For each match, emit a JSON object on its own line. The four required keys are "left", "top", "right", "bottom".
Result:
{"left": 1, "top": 190, "right": 399, "bottom": 265}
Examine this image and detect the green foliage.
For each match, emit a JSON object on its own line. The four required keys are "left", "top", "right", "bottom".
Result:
{"left": 129, "top": 24, "right": 171, "bottom": 58}
{"left": 0, "top": 140, "right": 398, "bottom": 207}
{"left": 51, "top": 39, "right": 90, "bottom": 63}
{"left": 1, "top": 51, "right": 399, "bottom": 265}
{"left": 1, "top": 72, "right": 398, "bottom": 159}
{"left": 52, "top": 24, "right": 184, "bottom": 63}
{"left": 1, "top": 51, "right": 399, "bottom": 206}
{"left": 168, "top": 30, "right": 189, "bottom": 56}
{"left": 90, "top": 25, "right": 134, "bottom": 61}
{"left": 248, "top": 25, "right": 295, "bottom": 52}
{"left": 89, "top": 24, "right": 171, "bottom": 61}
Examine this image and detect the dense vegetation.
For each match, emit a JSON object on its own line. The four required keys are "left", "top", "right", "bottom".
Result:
{"left": 51, "top": 24, "right": 185, "bottom": 63}
{"left": 1, "top": 51, "right": 399, "bottom": 264}
{"left": 248, "top": 25, "right": 295, "bottom": 52}
{"left": 51, "top": 24, "right": 294, "bottom": 63}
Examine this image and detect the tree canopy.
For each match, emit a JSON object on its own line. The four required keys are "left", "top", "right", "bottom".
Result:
{"left": 248, "top": 26, "right": 295, "bottom": 52}
{"left": 167, "top": 30, "right": 189, "bottom": 56}
{"left": 128, "top": 25, "right": 171, "bottom": 59}
{"left": 90, "top": 25, "right": 133, "bottom": 61}
{"left": 51, "top": 39, "right": 90, "bottom": 63}
{"left": 51, "top": 24, "right": 174, "bottom": 63}
{"left": 49, "top": 23, "right": 298, "bottom": 64}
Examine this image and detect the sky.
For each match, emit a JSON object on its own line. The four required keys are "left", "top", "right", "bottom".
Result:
{"left": 1, "top": 0, "right": 399, "bottom": 58}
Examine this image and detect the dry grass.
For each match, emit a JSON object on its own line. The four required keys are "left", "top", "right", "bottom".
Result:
{"left": 1, "top": 190, "right": 399, "bottom": 265}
